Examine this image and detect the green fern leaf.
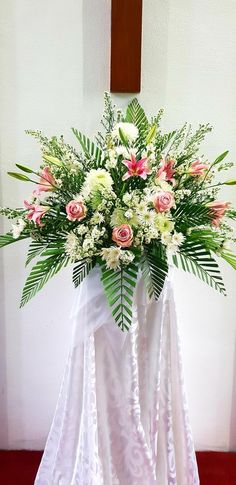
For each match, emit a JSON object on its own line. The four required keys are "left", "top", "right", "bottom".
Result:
{"left": 173, "top": 240, "right": 226, "bottom": 295}
{"left": 26, "top": 241, "right": 48, "bottom": 266}
{"left": 173, "top": 202, "right": 213, "bottom": 229}
{"left": 26, "top": 239, "right": 67, "bottom": 266}
{"left": 0, "top": 232, "right": 28, "bottom": 248}
{"left": 99, "top": 260, "right": 139, "bottom": 331}
{"left": 72, "top": 128, "right": 102, "bottom": 166}
{"left": 141, "top": 243, "right": 168, "bottom": 300}
{"left": 125, "top": 98, "right": 148, "bottom": 130}
{"left": 73, "top": 259, "right": 95, "bottom": 288}
{"left": 20, "top": 254, "right": 70, "bottom": 307}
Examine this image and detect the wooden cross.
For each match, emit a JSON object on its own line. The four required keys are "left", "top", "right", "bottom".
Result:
{"left": 110, "top": 0, "right": 143, "bottom": 93}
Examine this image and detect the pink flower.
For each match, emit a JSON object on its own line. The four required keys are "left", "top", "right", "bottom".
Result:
{"left": 24, "top": 200, "right": 50, "bottom": 226}
{"left": 153, "top": 191, "right": 175, "bottom": 213}
{"left": 208, "top": 200, "right": 230, "bottom": 227}
{"left": 189, "top": 160, "right": 208, "bottom": 177}
{"left": 66, "top": 199, "right": 87, "bottom": 222}
{"left": 157, "top": 158, "right": 175, "bottom": 183}
{"left": 112, "top": 224, "right": 133, "bottom": 248}
{"left": 34, "top": 167, "right": 56, "bottom": 195}
{"left": 122, "top": 154, "right": 151, "bottom": 181}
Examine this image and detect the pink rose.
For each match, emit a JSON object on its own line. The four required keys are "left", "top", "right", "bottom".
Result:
{"left": 153, "top": 191, "right": 175, "bottom": 213}
{"left": 34, "top": 167, "right": 56, "bottom": 195}
{"left": 66, "top": 199, "right": 87, "bottom": 221}
{"left": 208, "top": 200, "right": 230, "bottom": 227}
{"left": 189, "top": 160, "right": 208, "bottom": 177}
{"left": 112, "top": 224, "right": 133, "bottom": 248}
{"left": 157, "top": 158, "right": 175, "bottom": 184}
{"left": 24, "top": 200, "right": 50, "bottom": 226}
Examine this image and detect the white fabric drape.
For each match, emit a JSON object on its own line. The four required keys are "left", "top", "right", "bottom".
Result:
{"left": 35, "top": 267, "right": 199, "bottom": 485}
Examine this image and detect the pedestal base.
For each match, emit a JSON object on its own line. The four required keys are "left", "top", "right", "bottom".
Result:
{"left": 35, "top": 268, "right": 199, "bottom": 485}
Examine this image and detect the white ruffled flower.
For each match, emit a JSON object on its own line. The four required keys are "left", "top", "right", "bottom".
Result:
{"left": 12, "top": 219, "right": 26, "bottom": 239}
{"left": 155, "top": 214, "right": 175, "bottom": 234}
{"left": 140, "top": 210, "right": 155, "bottom": 225}
{"left": 90, "top": 212, "right": 104, "bottom": 225}
{"left": 161, "top": 233, "right": 172, "bottom": 246}
{"left": 82, "top": 169, "right": 113, "bottom": 196}
{"left": 101, "top": 246, "right": 121, "bottom": 269}
{"left": 171, "top": 232, "right": 185, "bottom": 247}
{"left": 136, "top": 201, "right": 148, "bottom": 214}
{"left": 112, "top": 122, "right": 139, "bottom": 142}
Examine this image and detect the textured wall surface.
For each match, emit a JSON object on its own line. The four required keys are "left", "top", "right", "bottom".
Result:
{"left": 0, "top": 0, "right": 236, "bottom": 450}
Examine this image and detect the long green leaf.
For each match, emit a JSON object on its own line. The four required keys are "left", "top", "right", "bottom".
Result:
{"left": 173, "top": 239, "right": 226, "bottom": 295}
{"left": 73, "top": 259, "right": 95, "bottom": 288}
{"left": 125, "top": 98, "right": 148, "bottom": 130}
{"left": 173, "top": 202, "right": 213, "bottom": 229}
{"left": 99, "top": 260, "right": 139, "bottom": 331}
{"left": 72, "top": 128, "right": 102, "bottom": 166}
{"left": 0, "top": 232, "right": 28, "bottom": 248}
{"left": 25, "top": 239, "right": 65, "bottom": 266}
{"left": 141, "top": 243, "right": 168, "bottom": 300}
{"left": 20, "top": 254, "right": 70, "bottom": 307}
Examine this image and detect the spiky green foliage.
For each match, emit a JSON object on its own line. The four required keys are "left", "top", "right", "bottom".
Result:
{"left": 0, "top": 232, "right": 28, "bottom": 248}
{"left": 72, "top": 128, "right": 102, "bottom": 167}
{"left": 173, "top": 239, "right": 226, "bottom": 295}
{"left": 141, "top": 243, "right": 168, "bottom": 300}
{"left": 73, "top": 259, "right": 95, "bottom": 288}
{"left": 173, "top": 202, "right": 213, "bottom": 231}
{"left": 21, "top": 251, "right": 69, "bottom": 307}
{"left": 126, "top": 98, "right": 148, "bottom": 131}
{"left": 25, "top": 239, "right": 66, "bottom": 266}
{"left": 99, "top": 260, "right": 139, "bottom": 331}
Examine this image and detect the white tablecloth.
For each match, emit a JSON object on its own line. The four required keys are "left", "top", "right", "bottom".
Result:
{"left": 35, "top": 267, "right": 199, "bottom": 485}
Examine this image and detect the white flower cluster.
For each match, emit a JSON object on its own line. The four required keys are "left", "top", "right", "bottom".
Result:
{"left": 101, "top": 247, "right": 135, "bottom": 270}
{"left": 65, "top": 224, "right": 106, "bottom": 261}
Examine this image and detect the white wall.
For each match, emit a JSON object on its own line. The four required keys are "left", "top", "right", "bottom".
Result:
{"left": 0, "top": 0, "right": 235, "bottom": 451}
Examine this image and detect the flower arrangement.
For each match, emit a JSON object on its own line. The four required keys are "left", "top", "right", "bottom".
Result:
{"left": 1, "top": 94, "right": 236, "bottom": 330}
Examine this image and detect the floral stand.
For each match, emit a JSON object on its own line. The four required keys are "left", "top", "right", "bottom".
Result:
{"left": 35, "top": 267, "right": 199, "bottom": 485}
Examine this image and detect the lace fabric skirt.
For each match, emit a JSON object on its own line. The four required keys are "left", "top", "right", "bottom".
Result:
{"left": 35, "top": 267, "right": 199, "bottom": 485}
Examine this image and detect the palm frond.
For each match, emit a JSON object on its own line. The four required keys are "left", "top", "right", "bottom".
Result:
{"left": 141, "top": 243, "right": 168, "bottom": 300}
{"left": 173, "top": 202, "right": 213, "bottom": 230}
{"left": 72, "top": 128, "right": 102, "bottom": 166}
{"left": 20, "top": 254, "right": 70, "bottom": 307}
{"left": 125, "top": 98, "right": 148, "bottom": 131}
{"left": 0, "top": 232, "right": 28, "bottom": 248}
{"left": 26, "top": 239, "right": 66, "bottom": 266}
{"left": 73, "top": 259, "right": 95, "bottom": 288}
{"left": 173, "top": 240, "right": 226, "bottom": 295}
{"left": 99, "top": 260, "right": 139, "bottom": 331}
